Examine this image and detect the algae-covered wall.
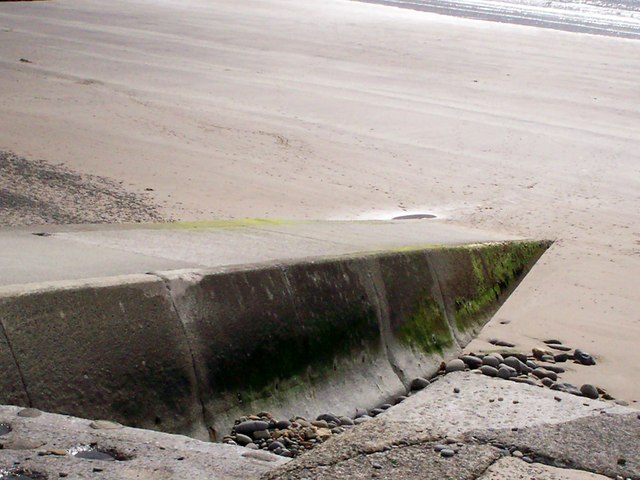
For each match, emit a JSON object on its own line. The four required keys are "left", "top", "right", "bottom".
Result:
{"left": 0, "top": 240, "right": 549, "bottom": 440}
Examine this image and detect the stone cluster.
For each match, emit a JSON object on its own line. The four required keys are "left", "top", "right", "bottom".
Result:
{"left": 223, "top": 412, "right": 358, "bottom": 457}
{"left": 442, "top": 341, "right": 616, "bottom": 402}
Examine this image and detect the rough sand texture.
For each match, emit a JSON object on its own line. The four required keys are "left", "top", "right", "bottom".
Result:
{"left": 0, "top": 151, "right": 164, "bottom": 226}
{"left": 0, "top": 0, "right": 638, "bottom": 400}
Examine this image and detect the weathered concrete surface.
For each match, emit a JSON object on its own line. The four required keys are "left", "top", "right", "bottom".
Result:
{"left": 0, "top": 220, "right": 518, "bottom": 287}
{"left": 0, "top": 323, "right": 29, "bottom": 407}
{"left": 479, "top": 457, "right": 611, "bottom": 480}
{"left": 0, "top": 405, "right": 288, "bottom": 479}
{"left": 264, "top": 372, "right": 638, "bottom": 479}
{"left": 0, "top": 276, "right": 205, "bottom": 438}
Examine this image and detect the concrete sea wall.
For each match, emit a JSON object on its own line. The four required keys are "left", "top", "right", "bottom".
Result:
{"left": 0, "top": 241, "right": 550, "bottom": 441}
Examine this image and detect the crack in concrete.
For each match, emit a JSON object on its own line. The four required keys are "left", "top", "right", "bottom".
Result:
{"left": 0, "top": 316, "right": 32, "bottom": 407}
{"left": 149, "top": 272, "right": 210, "bottom": 440}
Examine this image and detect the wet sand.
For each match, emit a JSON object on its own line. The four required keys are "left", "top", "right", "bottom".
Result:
{"left": 0, "top": 0, "right": 638, "bottom": 402}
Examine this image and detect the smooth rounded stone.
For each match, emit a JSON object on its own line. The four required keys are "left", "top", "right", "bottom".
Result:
{"left": 369, "top": 408, "right": 385, "bottom": 417}
{"left": 522, "top": 456, "right": 534, "bottom": 463}
{"left": 297, "top": 420, "right": 312, "bottom": 428}
{"left": 252, "top": 430, "right": 271, "bottom": 440}
{"left": 311, "top": 420, "right": 329, "bottom": 428}
{"left": 512, "top": 450, "right": 524, "bottom": 458}
{"left": 504, "top": 352, "right": 528, "bottom": 363}
{"left": 89, "top": 420, "right": 122, "bottom": 430}
{"left": 540, "top": 364, "right": 565, "bottom": 374}
{"left": 541, "top": 378, "right": 555, "bottom": 388}
{"left": 554, "top": 353, "right": 570, "bottom": 363}
{"left": 493, "top": 353, "right": 505, "bottom": 362}
{"left": 394, "top": 396, "right": 408, "bottom": 405}
{"left": 488, "top": 338, "right": 515, "bottom": 348}
{"left": 446, "top": 358, "right": 466, "bottom": 373}
{"left": 355, "top": 408, "right": 368, "bottom": 418}
{"left": 549, "top": 344, "right": 572, "bottom": 352}
{"left": 354, "top": 416, "right": 371, "bottom": 425}
{"left": 275, "top": 420, "right": 291, "bottom": 430}
{"left": 482, "top": 356, "right": 501, "bottom": 368}
{"left": 246, "top": 443, "right": 259, "bottom": 450}
{"left": 331, "top": 427, "right": 344, "bottom": 434}
{"left": 543, "top": 339, "right": 562, "bottom": 345}
{"left": 268, "top": 441, "right": 285, "bottom": 451}
{"left": 235, "top": 420, "right": 269, "bottom": 436}
{"left": 317, "top": 413, "right": 340, "bottom": 424}
{"left": 532, "top": 368, "right": 558, "bottom": 381}
{"left": 453, "top": 387, "right": 460, "bottom": 394}
{"left": 235, "top": 433, "right": 253, "bottom": 446}
{"left": 498, "top": 366, "right": 514, "bottom": 380}
{"left": 553, "top": 383, "right": 583, "bottom": 396}
{"left": 526, "top": 360, "right": 538, "bottom": 370}
{"left": 532, "top": 347, "right": 553, "bottom": 359}
{"left": 440, "top": 448, "right": 455, "bottom": 458}
{"left": 338, "top": 416, "right": 354, "bottom": 426}
{"left": 580, "top": 384, "right": 600, "bottom": 399}
{"left": 480, "top": 365, "right": 499, "bottom": 377}
{"left": 410, "top": 377, "right": 430, "bottom": 391}
{"left": 433, "top": 444, "right": 447, "bottom": 452}
{"left": 460, "top": 355, "right": 483, "bottom": 369}
{"left": 17, "top": 408, "right": 41, "bottom": 418}
{"left": 510, "top": 377, "right": 539, "bottom": 386}
{"left": 502, "top": 356, "right": 524, "bottom": 373}
{"left": 541, "top": 355, "right": 556, "bottom": 363}
{"left": 574, "top": 349, "right": 596, "bottom": 366}
{"left": 0, "top": 423, "right": 12, "bottom": 436}
{"left": 380, "top": 404, "right": 393, "bottom": 410}
{"left": 224, "top": 439, "right": 237, "bottom": 445}
{"left": 615, "top": 400, "right": 630, "bottom": 406}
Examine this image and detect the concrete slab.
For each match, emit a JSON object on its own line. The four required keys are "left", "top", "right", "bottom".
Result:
{"left": 0, "top": 405, "right": 288, "bottom": 479}
{"left": 0, "top": 220, "right": 519, "bottom": 288}
{"left": 479, "top": 457, "right": 611, "bottom": 480}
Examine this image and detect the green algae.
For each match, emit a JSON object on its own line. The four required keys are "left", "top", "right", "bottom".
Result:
{"left": 397, "top": 292, "right": 453, "bottom": 355}
{"left": 453, "top": 241, "right": 549, "bottom": 332}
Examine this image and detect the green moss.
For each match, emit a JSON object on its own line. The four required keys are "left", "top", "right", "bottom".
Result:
{"left": 453, "top": 241, "right": 549, "bottom": 331}
{"left": 397, "top": 293, "right": 453, "bottom": 355}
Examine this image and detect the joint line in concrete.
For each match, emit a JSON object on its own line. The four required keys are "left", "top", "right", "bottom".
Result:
{"left": 0, "top": 316, "right": 32, "bottom": 407}
{"left": 147, "top": 272, "right": 210, "bottom": 440}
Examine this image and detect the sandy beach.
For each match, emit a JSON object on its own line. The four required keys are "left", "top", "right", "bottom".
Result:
{"left": 0, "top": 0, "right": 638, "bottom": 403}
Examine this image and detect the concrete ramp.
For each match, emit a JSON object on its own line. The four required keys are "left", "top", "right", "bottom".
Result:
{"left": 0, "top": 220, "right": 550, "bottom": 440}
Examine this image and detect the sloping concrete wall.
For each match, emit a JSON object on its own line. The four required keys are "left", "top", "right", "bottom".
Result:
{"left": 0, "top": 241, "right": 550, "bottom": 440}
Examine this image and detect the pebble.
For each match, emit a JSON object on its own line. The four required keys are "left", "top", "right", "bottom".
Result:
{"left": 246, "top": 443, "right": 259, "bottom": 450}
{"left": 268, "top": 441, "right": 285, "bottom": 451}
{"left": 526, "top": 360, "right": 538, "bottom": 370}
{"left": 549, "top": 344, "right": 571, "bottom": 352}
{"left": 482, "top": 356, "right": 501, "bottom": 368}
{"left": 17, "top": 408, "right": 42, "bottom": 418}
{"left": 532, "top": 347, "right": 552, "bottom": 359}
{"left": 543, "top": 339, "right": 562, "bottom": 345}
{"left": 311, "top": 420, "right": 329, "bottom": 428}
{"left": 235, "top": 434, "right": 253, "bottom": 446}
{"left": 380, "top": 404, "right": 393, "bottom": 410}
{"left": 355, "top": 408, "right": 368, "bottom": 418}
{"left": 512, "top": 450, "right": 523, "bottom": 458}
{"left": 541, "top": 364, "right": 565, "bottom": 374}
{"left": 446, "top": 359, "right": 466, "bottom": 373}
{"left": 252, "top": 430, "right": 271, "bottom": 440}
{"left": 235, "top": 420, "right": 269, "bottom": 436}
{"left": 460, "top": 355, "right": 483, "bottom": 369}
{"left": 3, "top": 438, "right": 44, "bottom": 450}
{"left": 580, "top": 384, "right": 600, "bottom": 399}
{"left": 532, "top": 368, "right": 558, "bottom": 381}
{"left": 394, "top": 396, "right": 408, "bottom": 405}
{"left": 480, "top": 365, "right": 499, "bottom": 377}
{"left": 276, "top": 420, "right": 291, "bottom": 430}
{"left": 502, "top": 356, "right": 524, "bottom": 373}
{"left": 410, "top": 377, "right": 430, "bottom": 391}
{"left": 541, "top": 378, "right": 555, "bottom": 388}
{"left": 522, "top": 456, "right": 533, "bottom": 463}
{"left": 440, "top": 448, "right": 455, "bottom": 458}
{"left": 372, "top": 462, "right": 383, "bottom": 469}
{"left": 369, "top": 408, "right": 385, "bottom": 417}
{"left": 434, "top": 444, "right": 447, "bottom": 452}
{"left": 354, "top": 416, "right": 371, "bottom": 425}
{"left": 338, "top": 416, "right": 354, "bottom": 426}
{"left": 541, "top": 355, "right": 556, "bottom": 363}
{"left": 498, "top": 366, "right": 514, "bottom": 380}
{"left": 554, "top": 353, "right": 569, "bottom": 363}
{"left": 574, "top": 349, "right": 596, "bottom": 366}
{"left": 316, "top": 414, "right": 340, "bottom": 424}
{"left": 488, "top": 338, "right": 516, "bottom": 347}
{"left": 89, "top": 420, "right": 122, "bottom": 430}
{"left": 453, "top": 387, "right": 460, "bottom": 394}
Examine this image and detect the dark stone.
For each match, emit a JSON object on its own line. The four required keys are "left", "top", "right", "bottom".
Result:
{"left": 317, "top": 414, "right": 340, "bottom": 424}
{"left": 543, "top": 339, "right": 562, "bottom": 345}
{"left": 460, "top": 355, "right": 483, "bottom": 369}
{"left": 410, "top": 377, "right": 430, "bottom": 391}
{"left": 498, "top": 366, "right": 513, "bottom": 379}
{"left": 268, "top": 441, "right": 285, "bottom": 451}
{"left": 503, "top": 357, "right": 524, "bottom": 373}
{"left": 541, "top": 355, "right": 556, "bottom": 363}
{"left": 235, "top": 420, "right": 270, "bottom": 436}
{"left": 369, "top": 408, "right": 385, "bottom": 416}
{"left": 526, "top": 360, "right": 538, "bottom": 370}
{"left": 252, "top": 430, "right": 271, "bottom": 440}
{"left": 554, "top": 353, "right": 569, "bottom": 363}
{"left": 540, "top": 364, "right": 565, "bottom": 374}
{"left": 574, "top": 349, "right": 596, "bottom": 366}
{"left": 580, "top": 384, "right": 599, "bottom": 399}
{"left": 488, "top": 338, "right": 516, "bottom": 347}
{"left": 275, "top": 420, "right": 291, "bottom": 430}
{"left": 503, "top": 352, "right": 529, "bottom": 363}
{"left": 480, "top": 365, "right": 499, "bottom": 377}
{"left": 532, "top": 368, "right": 558, "bottom": 381}
{"left": 235, "top": 433, "right": 253, "bottom": 446}
{"left": 394, "top": 396, "right": 408, "bottom": 405}
{"left": 440, "top": 448, "right": 455, "bottom": 457}
{"left": 482, "top": 356, "right": 501, "bottom": 368}
{"left": 355, "top": 408, "right": 368, "bottom": 418}
{"left": 338, "top": 417, "right": 354, "bottom": 426}
{"left": 541, "top": 378, "right": 555, "bottom": 388}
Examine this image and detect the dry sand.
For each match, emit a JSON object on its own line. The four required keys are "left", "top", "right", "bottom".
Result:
{"left": 0, "top": 0, "right": 638, "bottom": 402}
